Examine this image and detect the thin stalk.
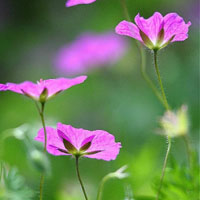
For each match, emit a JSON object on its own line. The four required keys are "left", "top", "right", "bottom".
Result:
{"left": 183, "top": 134, "right": 192, "bottom": 167}
{"left": 39, "top": 174, "right": 45, "bottom": 200}
{"left": 97, "top": 174, "right": 111, "bottom": 200}
{"left": 35, "top": 102, "right": 47, "bottom": 200}
{"left": 137, "top": 42, "right": 165, "bottom": 106}
{"left": 153, "top": 51, "right": 172, "bottom": 199}
{"left": 120, "top": 0, "right": 131, "bottom": 21}
{"left": 153, "top": 51, "right": 170, "bottom": 110}
{"left": 156, "top": 137, "right": 171, "bottom": 200}
{"left": 0, "top": 161, "right": 3, "bottom": 182}
{"left": 75, "top": 156, "right": 88, "bottom": 200}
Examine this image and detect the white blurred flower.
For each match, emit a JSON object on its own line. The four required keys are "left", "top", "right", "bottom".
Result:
{"left": 159, "top": 105, "right": 189, "bottom": 138}
{"left": 112, "top": 165, "right": 129, "bottom": 179}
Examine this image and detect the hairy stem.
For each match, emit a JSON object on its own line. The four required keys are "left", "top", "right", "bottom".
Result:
{"left": 156, "top": 137, "right": 171, "bottom": 200}
{"left": 153, "top": 51, "right": 172, "bottom": 199}
{"left": 75, "top": 156, "right": 88, "bottom": 200}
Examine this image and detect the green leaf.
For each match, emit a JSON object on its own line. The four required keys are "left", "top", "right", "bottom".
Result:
{"left": 0, "top": 163, "right": 34, "bottom": 200}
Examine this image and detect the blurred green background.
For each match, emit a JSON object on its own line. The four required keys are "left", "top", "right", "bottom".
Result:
{"left": 0, "top": 0, "right": 199, "bottom": 199}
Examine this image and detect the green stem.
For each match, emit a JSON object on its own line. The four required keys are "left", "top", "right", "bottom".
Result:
{"left": 120, "top": 0, "right": 131, "bottom": 21}
{"left": 153, "top": 51, "right": 170, "bottom": 110}
{"left": 0, "top": 161, "right": 3, "bottom": 182}
{"left": 75, "top": 156, "right": 88, "bottom": 200}
{"left": 96, "top": 174, "right": 111, "bottom": 200}
{"left": 156, "top": 137, "right": 171, "bottom": 200}
{"left": 137, "top": 42, "right": 165, "bottom": 106}
{"left": 35, "top": 102, "right": 47, "bottom": 200}
{"left": 183, "top": 134, "right": 192, "bottom": 167}
{"left": 39, "top": 174, "right": 45, "bottom": 200}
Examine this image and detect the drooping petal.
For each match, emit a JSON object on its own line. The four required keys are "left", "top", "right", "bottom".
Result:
{"left": 115, "top": 20, "right": 142, "bottom": 42}
{"left": 66, "top": 0, "right": 96, "bottom": 7}
{"left": 134, "top": 12, "right": 163, "bottom": 44}
{"left": 35, "top": 127, "right": 67, "bottom": 156}
{"left": 163, "top": 13, "right": 191, "bottom": 42}
{"left": 84, "top": 130, "right": 121, "bottom": 161}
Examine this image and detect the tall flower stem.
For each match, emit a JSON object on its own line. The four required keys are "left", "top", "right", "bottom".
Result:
{"left": 75, "top": 156, "right": 88, "bottom": 200}
{"left": 119, "top": 0, "right": 165, "bottom": 107}
{"left": 35, "top": 101, "right": 47, "bottom": 200}
{"left": 153, "top": 51, "right": 171, "bottom": 200}
{"left": 156, "top": 137, "right": 171, "bottom": 200}
{"left": 137, "top": 42, "right": 165, "bottom": 106}
{"left": 153, "top": 50, "right": 170, "bottom": 111}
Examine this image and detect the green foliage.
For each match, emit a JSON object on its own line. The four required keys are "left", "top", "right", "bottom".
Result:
{"left": 153, "top": 154, "right": 200, "bottom": 200}
{"left": 0, "top": 163, "right": 34, "bottom": 200}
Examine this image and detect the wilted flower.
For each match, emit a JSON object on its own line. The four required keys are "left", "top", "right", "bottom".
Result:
{"left": 116, "top": 12, "right": 191, "bottom": 50}
{"left": 66, "top": 0, "right": 96, "bottom": 7}
{"left": 35, "top": 123, "right": 121, "bottom": 161}
{"left": 159, "top": 105, "right": 189, "bottom": 137}
{"left": 54, "top": 32, "right": 127, "bottom": 76}
{"left": 0, "top": 76, "right": 87, "bottom": 102}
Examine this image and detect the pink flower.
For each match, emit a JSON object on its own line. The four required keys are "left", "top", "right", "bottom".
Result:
{"left": 54, "top": 32, "right": 127, "bottom": 76}
{"left": 0, "top": 76, "right": 87, "bottom": 102}
{"left": 115, "top": 12, "right": 191, "bottom": 50}
{"left": 35, "top": 123, "right": 121, "bottom": 161}
{"left": 66, "top": 0, "right": 96, "bottom": 7}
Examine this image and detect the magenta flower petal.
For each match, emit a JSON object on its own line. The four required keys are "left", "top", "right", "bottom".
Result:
{"left": 115, "top": 20, "right": 142, "bottom": 42}
{"left": 134, "top": 12, "right": 163, "bottom": 44}
{"left": 54, "top": 32, "right": 127, "bottom": 76}
{"left": 163, "top": 13, "right": 191, "bottom": 42}
{"left": 84, "top": 130, "right": 121, "bottom": 161}
{"left": 115, "top": 12, "right": 191, "bottom": 50}
{"left": 0, "top": 76, "right": 87, "bottom": 101}
{"left": 66, "top": 0, "right": 96, "bottom": 7}
{"left": 0, "top": 84, "right": 7, "bottom": 91}
{"left": 35, "top": 123, "right": 121, "bottom": 161}
{"left": 35, "top": 127, "right": 67, "bottom": 156}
